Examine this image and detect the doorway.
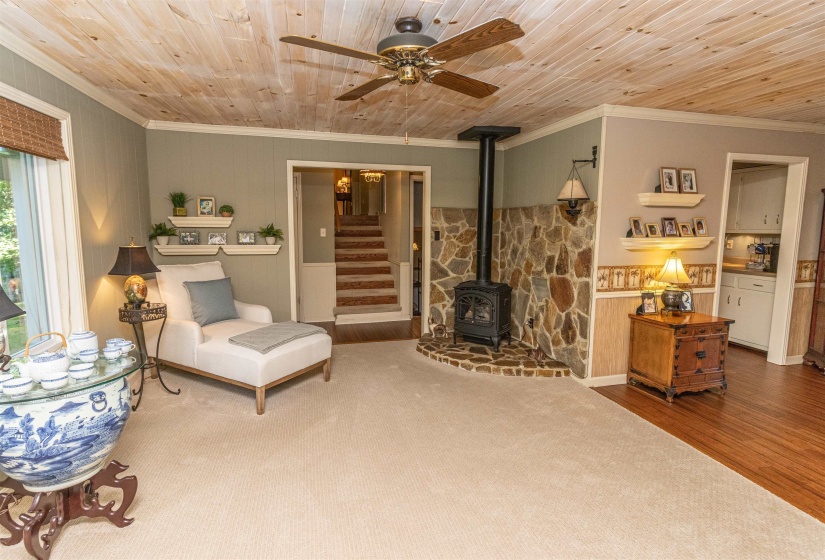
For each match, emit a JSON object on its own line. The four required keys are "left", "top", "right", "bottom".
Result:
{"left": 287, "top": 161, "right": 432, "bottom": 335}
{"left": 716, "top": 153, "right": 809, "bottom": 365}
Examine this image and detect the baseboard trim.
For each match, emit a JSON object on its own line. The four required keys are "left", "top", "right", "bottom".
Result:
{"left": 786, "top": 355, "right": 805, "bottom": 365}
{"left": 581, "top": 373, "right": 627, "bottom": 387}
{"left": 304, "top": 315, "right": 336, "bottom": 323}
{"left": 335, "top": 311, "right": 411, "bottom": 325}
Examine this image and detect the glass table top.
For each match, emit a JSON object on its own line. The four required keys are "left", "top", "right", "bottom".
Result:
{"left": 1, "top": 350, "right": 145, "bottom": 405}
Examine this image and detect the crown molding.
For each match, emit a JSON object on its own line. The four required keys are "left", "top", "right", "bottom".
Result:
{"left": 0, "top": 30, "right": 149, "bottom": 127}
{"left": 499, "top": 107, "right": 604, "bottom": 150}
{"left": 601, "top": 104, "right": 825, "bottom": 135}
{"left": 145, "top": 120, "right": 483, "bottom": 150}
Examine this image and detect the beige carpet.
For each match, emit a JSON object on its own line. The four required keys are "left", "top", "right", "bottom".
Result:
{"left": 4, "top": 340, "right": 825, "bottom": 559}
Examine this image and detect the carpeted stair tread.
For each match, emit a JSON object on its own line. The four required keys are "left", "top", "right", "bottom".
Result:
{"left": 337, "top": 274, "right": 395, "bottom": 290}
{"left": 333, "top": 303, "right": 403, "bottom": 315}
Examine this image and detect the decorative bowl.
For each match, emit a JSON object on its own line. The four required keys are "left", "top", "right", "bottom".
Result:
{"left": 0, "top": 373, "right": 13, "bottom": 386}
{"left": 79, "top": 349, "right": 100, "bottom": 363}
{"left": 68, "top": 363, "right": 96, "bottom": 380}
{"left": 0, "top": 377, "right": 131, "bottom": 491}
{"left": 41, "top": 372, "right": 69, "bottom": 390}
{"left": 2, "top": 376, "right": 33, "bottom": 396}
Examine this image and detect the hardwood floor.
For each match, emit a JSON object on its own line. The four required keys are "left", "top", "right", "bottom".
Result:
{"left": 596, "top": 345, "right": 825, "bottom": 522}
{"left": 310, "top": 319, "right": 421, "bottom": 345}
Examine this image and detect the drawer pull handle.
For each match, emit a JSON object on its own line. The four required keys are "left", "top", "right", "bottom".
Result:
{"left": 753, "top": 283, "right": 763, "bottom": 287}
{"left": 699, "top": 329, "right": 707, "bottom": 334}
{"left": 696, "top": 351, "right": 707, "bottom": 359}
{"left": 727, "top": 295, "right": 730, "bottom": 304}
{"left": 738, "top": 297, "right": 741, "bottom": 306}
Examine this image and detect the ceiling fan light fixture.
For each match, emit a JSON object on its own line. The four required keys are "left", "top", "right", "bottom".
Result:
{"left": 398, "top": 65, "right": 421, "bottom": 85}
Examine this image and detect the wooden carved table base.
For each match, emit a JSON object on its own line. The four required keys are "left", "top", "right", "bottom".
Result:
{"left": 0, "top": 461, "right": 137, "bottom": 560}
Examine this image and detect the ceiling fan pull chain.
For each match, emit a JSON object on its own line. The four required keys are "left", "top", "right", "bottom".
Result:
{"left": 405, "top": 85, "right": 409, "bottom": 145}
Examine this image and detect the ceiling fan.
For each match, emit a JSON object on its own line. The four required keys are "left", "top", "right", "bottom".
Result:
{"left": 280, "top": 17, "right": 524, "bottom": 101}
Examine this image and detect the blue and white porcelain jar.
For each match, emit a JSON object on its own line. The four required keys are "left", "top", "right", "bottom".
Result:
{"left": 0, "top": 377, "right": 131, "bottom": 492}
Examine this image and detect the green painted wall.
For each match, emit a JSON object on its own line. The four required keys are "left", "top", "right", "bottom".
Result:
{"left": 502, "top": 119, "right": 603, "bottom": 208}
{"left": 0, "top": 45, "right": 150, "bottom": 340}
{"left": 300, "top": 171, "right": 336, "bottom": 263}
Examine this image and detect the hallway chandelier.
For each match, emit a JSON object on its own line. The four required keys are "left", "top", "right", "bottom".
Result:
{"left": 360, "top": 170, "right": 385, "bottom": 183}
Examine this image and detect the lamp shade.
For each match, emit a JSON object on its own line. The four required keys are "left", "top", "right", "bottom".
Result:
{"left": 108, "top": 244, "right": 160, "bottom": 276}
{"left": 558, "top": 178, "right": 589, "bottom": 202}
{"left": 0, "top": 285, "right": 25, "bottom": 322}
{"left": 655, "top": 251, "right": 691, "bottom": 285}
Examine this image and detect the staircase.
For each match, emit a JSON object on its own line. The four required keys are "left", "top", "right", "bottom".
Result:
{"left": 334, "top": 215, "right": 401, "bottom": 319}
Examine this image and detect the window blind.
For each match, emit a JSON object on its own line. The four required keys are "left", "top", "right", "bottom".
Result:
{"left": 0, "top": 96, "right": 68, "bottom": 161}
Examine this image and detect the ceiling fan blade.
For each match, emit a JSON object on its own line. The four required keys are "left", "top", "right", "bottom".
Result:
{"left": 427, "top": 70, "right": 499, "bottom": 99}
{"left": 280, "top": 36, "right": 390, "bottom": 63}
{"left": 425, "top": 18, "right": 524, "bottom": 62}
{"left": 336, "top": 75, "right": 397, "bottom": 101}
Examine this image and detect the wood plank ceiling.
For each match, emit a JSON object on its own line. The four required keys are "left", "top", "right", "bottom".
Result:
{"left": 1, "top": 0, "right": 824, "bottom": 139}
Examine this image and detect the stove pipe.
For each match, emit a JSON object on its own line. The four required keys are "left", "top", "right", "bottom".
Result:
{"left": 457, "top": 126, "right": 521, "bottom": 284}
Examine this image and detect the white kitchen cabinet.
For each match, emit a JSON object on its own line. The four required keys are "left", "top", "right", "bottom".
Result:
{"left": 718, "top": 274, "right": 775, "bottom": 350}
{"left": 727, "top": 167, "right": 786, "bottom": 234}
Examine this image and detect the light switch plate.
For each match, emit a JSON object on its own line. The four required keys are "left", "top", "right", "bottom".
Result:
{"left": 320, "top": 228, "right": 326, "bottom": 237}
{"left": 726, "top": 239, "right": 733, "bottom": 249}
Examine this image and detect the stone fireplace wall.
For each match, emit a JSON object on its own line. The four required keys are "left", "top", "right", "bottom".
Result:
{"left": 429, "top": 204, "right": 595, "bottom": 377}
{"left": 429, "top": 208, "right": 500, "bottom": 327}
{"left": 498, "top": 203, "right": 596, "bottom": 378}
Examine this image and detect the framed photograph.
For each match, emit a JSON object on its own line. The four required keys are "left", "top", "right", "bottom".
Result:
{"left": 629, "top": 217, "right": 645, "bottom": 238}
{"left": 660, "top": 167, "right": 679, "bottom": 193}
{"left": 645, "top": 223, "right": 662, "bottom": 237}
{"left": 679, "top": 289, "right": 695, "bottom": 312}
{"left": 197, "top": 196, "right": 216, "bottom": 217}
{"left": 677, "top": 222, "right": 694, "bottom": 237}
{"left": 237, "top": 231, "right": 256, "bottom": 245}
{"left": 207, "top": 232, "right": 227, "bottom": 245}
{"left": 679, "top": 169, "right": 698, "bottom": 193}
{"left": 640, "top": 291, "right": 658, "bottom": 315}
{"left": 693, "top": 217, "right": 708, "bottom": 236}
{"left": 661, "top": 217, "right": 679, "bottom": 237}
{"left": 179, "top": 231, "right": 199, "bottom": 245}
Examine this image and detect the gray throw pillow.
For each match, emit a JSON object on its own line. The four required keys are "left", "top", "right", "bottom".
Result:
{"left": 183, "top": 277, "right": 240, "bottom": 327}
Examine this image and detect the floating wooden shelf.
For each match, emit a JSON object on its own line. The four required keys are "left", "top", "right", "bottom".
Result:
{"left": 153, "top": 245, "right": 220, "bottom": 256}
{"left": 168, "top": 216, "right": 234, "bottom": 228}
{"left": 221, "top": 244, "right": 281, "bottom": 255}
{"left": 637, "top": 193, "right": 705, "bottom": 207}
{"left": 620, "top": 237, "right": 715, "bottom": 251}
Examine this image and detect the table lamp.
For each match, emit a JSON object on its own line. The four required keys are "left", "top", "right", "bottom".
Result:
{"left": 0, "top": 285, "right": 25, "bottom": 372}
{"left": 108, "top": 239, "right": 161, "bottom": 308}
{"left": 655, "top": 251, "right": 691, "bottom": 316}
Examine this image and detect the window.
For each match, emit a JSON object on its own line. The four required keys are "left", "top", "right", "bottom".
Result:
{"left": 0, "top": 148, "right": 49, "bottom": 354}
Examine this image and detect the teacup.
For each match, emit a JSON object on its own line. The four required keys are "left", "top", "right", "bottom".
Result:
{"left": 116, "top": 340, "right": 136, "bottom": 355}
{"left": 68, "top": 363, "right": 96, "bottom": 380}
{"left": 106, "top": 338, "right": 125, "bottom": 348}
{"left": 79, "top": 349, "right": 100, "bottom": 363}
{"left": 41, "top": 371, "right": 69, "bottom": 390}
{"left": 3, "top": 376, "right": 33, "bottom": 396}
{"left": 103, "top": 346, "right": 121, "bottom": 361}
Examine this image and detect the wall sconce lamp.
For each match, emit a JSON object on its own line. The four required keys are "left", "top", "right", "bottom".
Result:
{"left": 656, "top": 251, "right": 691, "bottom": 316}
{"left": 557, "top": 145, "right": 598, "bottom": 216}
{"left": 336, "top": 176, "right": 350, "bottom": 192}
{"left": 360, "top": 170, "right": 385, "bottom": 183}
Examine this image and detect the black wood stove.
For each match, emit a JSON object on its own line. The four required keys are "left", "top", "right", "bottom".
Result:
{"left": 452, "top": 126, "right": 520, "bottom": 351}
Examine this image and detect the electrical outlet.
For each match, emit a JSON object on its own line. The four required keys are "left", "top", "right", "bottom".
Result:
{"left": 434, "top": 230, "right": 441, "bottom": 241}
{"left": 320, "top": 228, "right": 326, "bottom": 237}
{"left": 726, "top": 239, "right": 733, "bottom": 249}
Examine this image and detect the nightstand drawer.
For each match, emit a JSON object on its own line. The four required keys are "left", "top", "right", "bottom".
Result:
{"left": 676, "top": 325, "right": 728, "bottom": 338}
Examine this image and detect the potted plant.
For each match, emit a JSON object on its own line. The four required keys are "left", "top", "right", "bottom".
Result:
{"left": 167, "top": 192, "right": 192, "bottom": 217}
{"left": 257, "top": 223, "right": 284, "bottom": 245}
{"left": 148, "top": 222, "right": 178, "bottom": 245}
{"left": 219, "top": 204, "right": 234, "bottom": 217}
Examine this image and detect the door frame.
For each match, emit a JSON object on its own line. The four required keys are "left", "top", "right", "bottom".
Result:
{"left": 715, "top": 153, "right": 809, "bottom": 365}
{"left": 286, "top": 160, "right": 432, "bottom": 332}
{"left": 291, "top": 172, "right": 303, "bottom": 320}
{"left": 409, "top": 173, "right": 424, "bottom": 319}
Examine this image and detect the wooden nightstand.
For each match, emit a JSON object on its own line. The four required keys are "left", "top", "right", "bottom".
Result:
{"left": 627, "top": 312, "right": 734, "bottom": 402}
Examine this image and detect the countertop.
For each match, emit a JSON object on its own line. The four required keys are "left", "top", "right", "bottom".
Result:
{"left": 721, "top": 263, "right": 777, "bottom": 278}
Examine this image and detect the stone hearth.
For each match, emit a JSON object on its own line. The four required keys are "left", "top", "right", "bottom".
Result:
{"left": 416, "top": 334, "right": 570, "bottom": 377}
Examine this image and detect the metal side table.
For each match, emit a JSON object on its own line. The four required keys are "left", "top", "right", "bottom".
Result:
{"left": 118, "top": 302, "right": 179, "bottom": 410}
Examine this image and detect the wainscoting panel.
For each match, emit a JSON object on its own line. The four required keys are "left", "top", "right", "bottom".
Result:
{"left": 300, "top": 263, "right": 336, "bottom": 322}
{"left": 788, "top": 286, "right": 814, "bottom": 357}
{"left": 591, "top": 292, "right": 715, "bottom": 379}
{"left": 389, "top": 260, "right": 412, "bottom": 318}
